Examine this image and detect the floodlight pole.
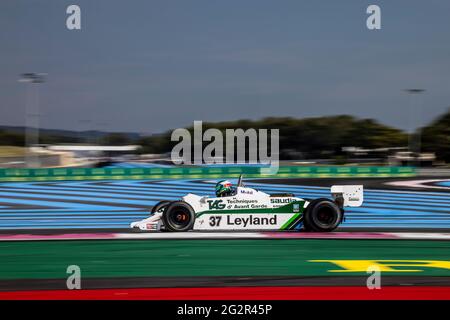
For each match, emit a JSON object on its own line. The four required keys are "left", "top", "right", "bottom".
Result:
{"left": 19, "top": 73, "right": 46, "bottom": 168}
{"left": 404, "top": 88, "right": 425, "bottom": 166}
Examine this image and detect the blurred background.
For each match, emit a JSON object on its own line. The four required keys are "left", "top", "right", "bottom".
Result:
{"left": 1, "top": 1, "right": 450, "bottom": 297}
{"left": 1, "top": 0, "right": 449, "bottom": 169}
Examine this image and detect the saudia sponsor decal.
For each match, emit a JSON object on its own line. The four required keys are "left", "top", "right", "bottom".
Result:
{"left": 227, "top": 215, "right": 277, "bottom": 227}
{"left": 270, "top": 198, "right": 295, "bottom": 204}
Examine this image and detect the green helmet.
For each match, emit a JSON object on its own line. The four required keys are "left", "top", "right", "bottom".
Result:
{"left": 215, "top": 180, "right": 233, "bottom": 197}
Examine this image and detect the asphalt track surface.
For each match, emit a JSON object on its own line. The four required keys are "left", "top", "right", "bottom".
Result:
{"left": 0, "top": 177, "right": 449, "bottom": 295}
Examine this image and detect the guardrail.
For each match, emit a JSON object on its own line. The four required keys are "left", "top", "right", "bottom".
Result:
{"left": 0, "top": 166, "right": 416, "bottom": 182}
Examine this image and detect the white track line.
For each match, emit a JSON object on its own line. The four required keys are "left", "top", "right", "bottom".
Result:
{"left": 394, "top": 233, "right": 450, "bottom": 240}
{"left": 114, "top": 232, "right": 266, "bottom": 239}
{"left": 386, "top": 179, "right": 450, "bottom": 190}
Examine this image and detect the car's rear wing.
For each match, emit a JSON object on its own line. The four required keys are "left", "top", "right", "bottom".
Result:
{"left": 330, "top": 185, "right": 363, "bottom": 207}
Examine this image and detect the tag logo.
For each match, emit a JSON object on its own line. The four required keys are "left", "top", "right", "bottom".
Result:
{"left": 293, "top": 203, "right": 300, "bottom": 213}
{"left": 207, "top": 200, "right": 226, "bottom": 210}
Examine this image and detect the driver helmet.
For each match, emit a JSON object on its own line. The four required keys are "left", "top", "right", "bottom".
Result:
{"left": 215, "top": 180, "right": 233, "bottom": 197}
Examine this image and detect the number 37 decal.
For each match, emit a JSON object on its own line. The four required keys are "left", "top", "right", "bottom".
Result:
{"left": 209, "top": 216, "right": 222, "bottom": 226}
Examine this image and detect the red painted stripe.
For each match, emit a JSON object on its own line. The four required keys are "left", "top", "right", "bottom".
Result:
{"left": 1, "top": 286, "right": 449, "bottom": 300}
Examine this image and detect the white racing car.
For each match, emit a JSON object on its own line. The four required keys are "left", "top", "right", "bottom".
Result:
{"left": 131, "top": 175, "right": 363, "bottom": 232}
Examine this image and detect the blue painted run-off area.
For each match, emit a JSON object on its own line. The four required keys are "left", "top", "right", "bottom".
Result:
{"left": 0, "top": 179, "right": 449, "bottom": 229}
{"left": 437, "top": 181, "right": 450, "bottom": 187}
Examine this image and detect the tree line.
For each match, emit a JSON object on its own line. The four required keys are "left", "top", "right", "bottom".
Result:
{"left": 137, "top": 115, "right": 409, "bottom": 160}
{"left": 1, "top": 108, "right": 449, "bottom": 162}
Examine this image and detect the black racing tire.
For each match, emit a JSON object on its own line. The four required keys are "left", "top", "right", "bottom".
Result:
{"left": 151, "top": 200, "right": 171, "bottom": 214}
{"left": 162, "top": 201, "right": 195, "bottom": 232}
{"left": 303, "top": 198, "right": 342, "bottom": 232}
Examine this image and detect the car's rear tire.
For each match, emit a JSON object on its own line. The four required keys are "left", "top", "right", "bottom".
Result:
{"left": 151, "top": 200, "right": 171, "bottom": 214}
{"left": 162, "top": 201, "right": 195, "bottom": 232}
{"left": 303, "top": 198, "right": 342, "bottom": 232}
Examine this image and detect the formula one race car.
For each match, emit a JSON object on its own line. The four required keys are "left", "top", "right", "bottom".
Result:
{"left": 131, "top": 175, "right": 363, "bottom": 232}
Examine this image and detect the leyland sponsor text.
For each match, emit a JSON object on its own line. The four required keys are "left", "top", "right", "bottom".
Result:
{"left": 227, "top": 214, "right": 278, "bottom": 227}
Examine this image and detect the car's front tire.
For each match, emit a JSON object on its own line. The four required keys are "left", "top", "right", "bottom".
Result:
{"left": 303, "top": 198, "right": 342, "bottom": 232}
{"left": 162, "top": 201, "right": 195, "bottom": 232}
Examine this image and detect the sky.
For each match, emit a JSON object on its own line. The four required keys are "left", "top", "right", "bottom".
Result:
{"left": 1, "top": 0, "right": 449, "bottom": 134}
